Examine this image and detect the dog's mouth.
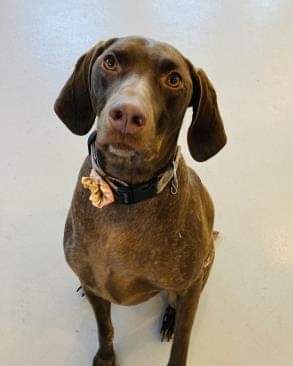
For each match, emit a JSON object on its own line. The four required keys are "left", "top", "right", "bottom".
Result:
{"left": 95, "top": 128, "right": 156, "bottom": 165}
{"left": 107, "top": 143, "right": 138, "bottom": 158}
{"left": 96, "top": 133, "right": 144, "bottom": 158}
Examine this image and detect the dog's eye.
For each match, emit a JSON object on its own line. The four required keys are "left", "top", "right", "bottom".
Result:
{"left": 103, "top": 54, "right": 117, "bottom": 71}
{"left": 166, "top": 72, "right": 182, "bottom": 88}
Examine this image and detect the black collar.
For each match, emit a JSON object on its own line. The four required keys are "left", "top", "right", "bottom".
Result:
{"left": 87, "top": 131, "right": 180, "bottom": 205}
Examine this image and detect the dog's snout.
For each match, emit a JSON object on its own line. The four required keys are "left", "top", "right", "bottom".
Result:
{"left": 109, "top": 103, "right": 146, "bottom": 134}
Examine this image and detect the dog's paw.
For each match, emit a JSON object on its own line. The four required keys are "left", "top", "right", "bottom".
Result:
{"left": 93, "top": 352, "right": 115, "bottom": 366}
{"left": 160, "top": 305, "right": 176, "bottom": 342}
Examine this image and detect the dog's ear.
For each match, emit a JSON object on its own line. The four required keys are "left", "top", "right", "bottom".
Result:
{"left": 186, "top": 63, "right": 227, "bottom": 161}
{"left": 54, "top": 38, "right": 118, "bottom": 135}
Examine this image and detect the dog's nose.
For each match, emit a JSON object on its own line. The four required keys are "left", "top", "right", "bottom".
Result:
{"left": 109, "top": 103, "right": 146, "bottom": 134}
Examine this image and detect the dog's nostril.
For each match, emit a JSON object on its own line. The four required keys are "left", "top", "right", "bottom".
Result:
{"left": 112, "top": 109, "right": 123, "bottom": 120}
{"left": 132, "top": 115, "right": 145, "bottom": 127}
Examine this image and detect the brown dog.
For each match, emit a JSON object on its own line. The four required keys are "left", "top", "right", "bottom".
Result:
{"left": 54, "top": 36, "right": 226, "bottom": 366}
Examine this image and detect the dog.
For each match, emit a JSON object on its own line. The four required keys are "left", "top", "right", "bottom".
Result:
{"left": 54, "top": 36, "right": 226, "bottom": 366}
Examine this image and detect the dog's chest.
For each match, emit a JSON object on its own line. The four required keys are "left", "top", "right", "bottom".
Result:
{"left": 67, "top": 198, "right": 200, "bottom": 304}
{"left": 85, "top": 224, "right": 196, "bottom": 304}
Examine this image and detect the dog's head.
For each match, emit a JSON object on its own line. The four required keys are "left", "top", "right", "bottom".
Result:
{"left": 54, "top": 37, "right": 226, "bottom": 180}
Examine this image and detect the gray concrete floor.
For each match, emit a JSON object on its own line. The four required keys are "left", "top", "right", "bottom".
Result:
{"left": 1, "top": 1, "right": 293, "bottom": 365}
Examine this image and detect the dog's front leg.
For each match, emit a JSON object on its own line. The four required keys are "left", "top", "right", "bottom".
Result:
{"left": 167, "top": 279, "right": 203, "bottom": 366}
{"left": 84, "top": 289, "right": 115, "bottom": 366}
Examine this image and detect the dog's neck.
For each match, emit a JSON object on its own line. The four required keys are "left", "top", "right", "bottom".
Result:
{"left": 96, "top": 150, "right": 158, "bottom": 185}
{"left": 94, "top": 142, "right": 178, "bottom": 186}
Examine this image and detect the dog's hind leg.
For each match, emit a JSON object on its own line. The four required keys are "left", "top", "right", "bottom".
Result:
{"left": 84, "top": 288, "right": 115, "bottom": 366}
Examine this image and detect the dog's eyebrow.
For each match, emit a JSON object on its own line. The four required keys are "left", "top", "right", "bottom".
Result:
{"left": 111, "top": 49, "right": 129, "bottom": 63}
{"left": 158, "top": 58, "right": 179, "bottom": 73}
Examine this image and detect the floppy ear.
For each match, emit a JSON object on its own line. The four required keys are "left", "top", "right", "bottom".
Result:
{"left": 54, "top": 38, "right": 118, "bottom": 135}
{"left": 187, "top": 66, "right": 227, "bottom": 161}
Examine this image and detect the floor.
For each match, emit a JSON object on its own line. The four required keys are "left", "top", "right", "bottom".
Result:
{"left": 1, "top": 1, "right": 293, "bottom": 365}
